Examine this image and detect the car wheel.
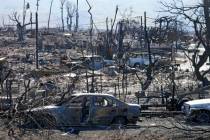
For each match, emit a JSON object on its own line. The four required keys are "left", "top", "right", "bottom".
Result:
{"left": 196, "top": 112, "right": 210, "bottom": 123}
{"left": 26, "top": 114, "right": 56, "bottom": 129}
{"left": 112, "top": 117, "right": 127, "bottom": 127}
{"left": 42, "top": 114, "right": 57, "bottom": 129}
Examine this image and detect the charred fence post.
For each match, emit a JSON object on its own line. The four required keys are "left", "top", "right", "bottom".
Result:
{"left": 86, "top": 68, "right": 89, "bottom": 93}
{"left": 118, "top": 77, "right": 120, "bottom": 98}
{"left": 35, "top": 0, "right": 39, "bottom": 69}
{"left": 114, "top": 84, "right": 117, "bottom": 97}
{"left": 100, "top": 69, "right": 103, "bottom": 93}
{"left": 139, "top": 16, "right": 143, "bottom": 48}
{"left": 171, "top": 64, "right": 176, "bottom": 110}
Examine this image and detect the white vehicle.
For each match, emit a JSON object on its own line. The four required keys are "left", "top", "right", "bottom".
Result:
{"left": 182, "top": 99, "right": 210, "bottom": 123}
{"left": 127, "top": 53, "right": 155, "bottom": 68}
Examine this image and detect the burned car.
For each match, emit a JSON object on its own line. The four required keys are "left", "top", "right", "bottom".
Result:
{"left": 182, "top": 98, "right": 210, "bottom": 123}
{"left": 24, "top": 93, "right": 141, "bottom": 128}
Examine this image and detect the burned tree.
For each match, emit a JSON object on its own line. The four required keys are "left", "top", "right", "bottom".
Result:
{"left": 9, "top": 1, "right": 31, "bottom": 42}
{"left": 95, "top": 6, "right": 118, "bottom": 59}
{"left": 60, "top": 0, "right": 66, "bottom": 32}
{"left": 161, "top": 0, "right": 210, "bottom": 86}
{"left": 75, "top": 0, "right": 79, "bottom": 32}
{"left": 86, "top": 0, "right": 95, "bottom": 93}
{"left": 154, "top": 16, "right": 177, "bottom": 44}
{"left": 135, "top": 12, "right": 158, "bottom": 96}
{"left": 66, "top": 1, "right": 76, "bottom": 31}
{"left": 0, "top": 58, "right": 12, "bottom": 95}
{"left": 9, "top": 7, "right": 31, "bottom": 42}
{"left": 105, "top": 6, "right": 119, "bottom": 59}
{"left": 47, "top": 0, "right": 54, "bottom": 31}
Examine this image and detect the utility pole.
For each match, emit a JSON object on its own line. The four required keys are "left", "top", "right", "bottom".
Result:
{"left": 86, "top": 0, "right": 94, "bottom": 93}
{"left": 75, "top": 0, "right": 79, "bottom": 32}
{"left": 118, "top": 21, "right": 124, "bottom": 58}
{"left": 171, "top": 63, "right": 176, "bottom": 110}
{"left": 158, "top": 18, "right": 162, "bottom": 47}
{"left": 106, "top": 17, "right": 110, "bottom": 59}
{"left": 60, "top": 0, "right": 65, "bottom": 32}
{"left": 117, "top": 21, "right": 125, "bottom": 99}
{"left": 144, "top": 12, "right": 152, "bottom": 64}
{"left": 30, "top": 12, "right": 33, "bottom": 31}
{"left": 86, "top": 68, "right": 89, "bottom": 92}
{"left": 23, "top": 0, "right": 26, "bottom": 26}
{"left": 140, "top": 16, "right": 143, "bottom": 48}
{"left": 171, "top": 18, "right": 176, "bottom": 111}
{"left": 35, "top": 0, "right": 39, "bottom": 69}
{"left": 175, "top": 18, "right": 178, "bottom": 53}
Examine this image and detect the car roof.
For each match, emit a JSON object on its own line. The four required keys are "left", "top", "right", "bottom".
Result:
{"left": 72, "top": 93, "right": 115, "bottom": 98}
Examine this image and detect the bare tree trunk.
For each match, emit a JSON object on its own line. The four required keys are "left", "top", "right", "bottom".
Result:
{"left": 35, "top": 12, "right": 39, "bottom": 69}
{"left": 161, "top": 0, "right": 210, "bottom": 86}
{"left": 86, "top": 0, "right": 94, "bottom": 93}
{"left": 0, "top": 83, "right": 4, "bottom": 95}
{"left": 193, "top": 55, "right": 209, "bottom": 86}
{"left": 17, "top": 23, "right": 24, "bottom": 42}
{"left": 48, "top": 0, "right": 54, "bottom": 31}
{"left": 67, "top": 16, "right": 70, "bottom": 30}
{"left": 30, "top": 12, "right": 32, "bottom": 31}
{"left": 60, "top": 0, "right": 66, "bottom": 32}
{"left": 75, "top": 0, "right": 79, "bottom": 32}
{"left": 61, "top": 6, "right": 64, "bottom": 32}
{"left": 203, "top": 0, "right": 210, "bottom": 44}
{"left": 66, "top": 1, "right": 76, "bottom": 31}
{"left": 69, "top": 16, "right": 73, "bottom": 31}
{"left": 105, "top": 17, "right": 110, "bottom": 59}
{"left": 194, "top": 0, "right": 210, "bottom": 86}
{"left": 22, "top": 0, "right": 26, "bottom": 27}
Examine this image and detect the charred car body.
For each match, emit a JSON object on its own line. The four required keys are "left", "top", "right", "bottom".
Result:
{"left": 24, "top": 93, "right": 141, "bottom": 128}
{"left": 182, "top": 99, "right": 210, "bottom": 123}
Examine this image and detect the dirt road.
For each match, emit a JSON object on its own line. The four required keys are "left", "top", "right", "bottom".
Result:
{"left": 0, "top": 115, "right": 209, "bottom": 140}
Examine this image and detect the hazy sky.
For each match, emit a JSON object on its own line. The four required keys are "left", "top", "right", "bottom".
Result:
{"left": 0, "top": 0, "right": 198, "bottom": 29}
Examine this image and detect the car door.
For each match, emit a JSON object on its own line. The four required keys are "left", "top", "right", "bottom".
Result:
{"left": 64, "top": 95, "right": 93, "bottom": 126}
{"left": 60, "top": 96, "right": 85, "bottom": 126}
{"left": 91, "top": 96, "right": 117, "bottom": 125}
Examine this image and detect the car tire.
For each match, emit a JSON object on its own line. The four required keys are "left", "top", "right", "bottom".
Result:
{"left": 112, "top": 116, "right": 127, "bottom": 126}
{"left": 42, "top": 114, "right": 57, "bottom": 129}
{"left": 196, "top": 112, "right": 210, "bottom": 123}
{"left": 26, "top": 114, "right": 57, "bottom": 129}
